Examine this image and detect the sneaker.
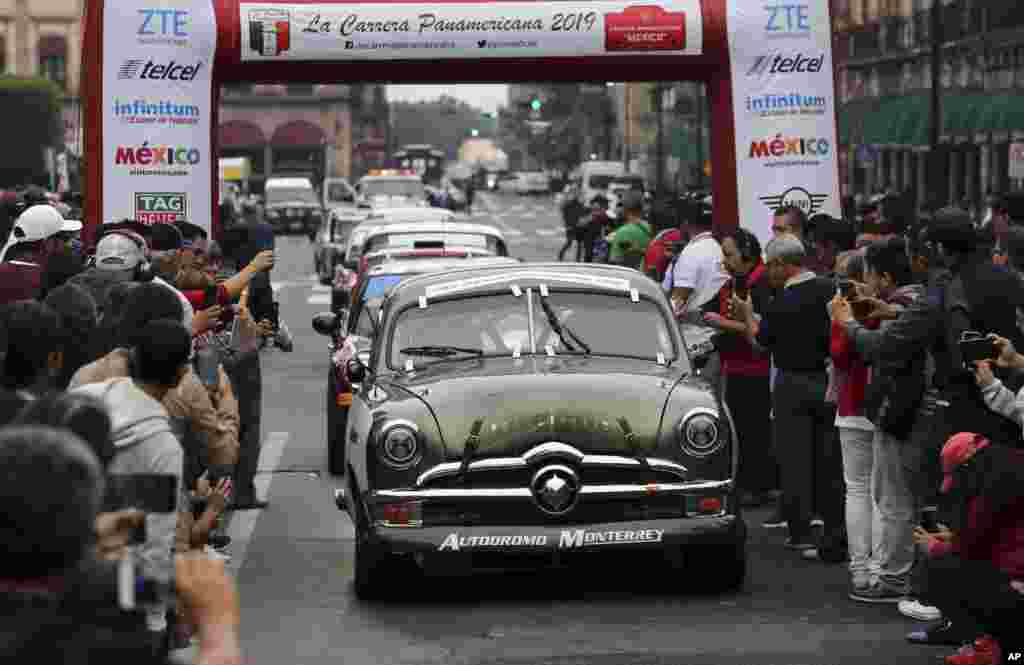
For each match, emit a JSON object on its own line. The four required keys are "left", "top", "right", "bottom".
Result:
{"left": 899, "top": 598, "right": 942, "bottom": 622}
{"left": 810, "top": 518, "right": 825, "bottom": 527}
{"left": 763, "top": 511, "right": 788, "bottom": 528}
{"left": 801, "top": 548, "right": 819, "bottom": 560}
{"left": 851, "top": 573, "right": 872, "bottom": 592}
{"left": 849, "top": 580, "right": 905, "bottom": 603}
{"left": 907, "top": 620, "right": 974, "bottom": 646}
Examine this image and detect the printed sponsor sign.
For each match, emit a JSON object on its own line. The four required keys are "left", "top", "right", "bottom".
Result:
{"left": 727, "top": 0, "right": 840, "bottom": 245}
{"left": 103, "top": 0, "right": 216, "bottom": 235}
{"left": 135, "top": 192, "right": 189, "bottom": 224}
{"left": 238, "top": 1, "right": 702, "bottom": 61}
{"left": 437, "top": 528, "right": 664, "bottom": 551}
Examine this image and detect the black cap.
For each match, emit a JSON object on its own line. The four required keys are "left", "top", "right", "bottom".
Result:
{"left": 621, "top": 190, "right": 644, "bottom": 213}
{"left": 925, "top": 207, "right": 976, "bottom": 254}
{"left": 148, "top": 222, "right": 184, "bottom": 252}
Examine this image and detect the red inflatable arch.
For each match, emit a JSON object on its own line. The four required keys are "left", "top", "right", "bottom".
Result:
{"left": 82, "top": 0, "right": 841, "bottom": 247}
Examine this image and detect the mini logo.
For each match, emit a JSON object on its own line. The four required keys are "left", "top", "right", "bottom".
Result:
{"left": 747, "top": 52, "right": 824, "bottom": 76}
{"left": 113, "top": 99, "right": 200, "bottom": 125}
{"left": 746, "top": 92, "right": 827, "bottom": 117}
{"left": 137, "top": 8, "right": 190, "bottom": 45}
{"left": 530, "top": 464, "right": 580, "bottom": 516}
{"left": 135, "top": 193, "right": 188, "bottom": 224}
{"left": 765, "top": 3, "right": 811, "bottom": 38}
{"left": 761, "top": 187, "right": 828, "bottom": 216}
{"left": 749, "top": 134, "right": 831, "bottom": 167}
{"left": 118, "top": 59, "right": 203, "bottom": 82}
{"left": 605, "top": 6, "right": 686, "bottom": 52}
{"left": 249, "top": 9, "right": 291, "bottom": 56}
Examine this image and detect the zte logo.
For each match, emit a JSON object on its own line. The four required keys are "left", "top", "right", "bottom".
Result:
{"left": 765, "top": 3, "right": 811, "bottom": 37}
{"left": 138, "top": 9, "right": 189, "bottom": 36}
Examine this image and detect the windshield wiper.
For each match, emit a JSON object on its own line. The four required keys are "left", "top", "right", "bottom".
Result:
{"left": 399, "top": 345, "right": 484, "bottom": 357}
{"left": 537, "top": 292, "right": 591, "bottom": 355}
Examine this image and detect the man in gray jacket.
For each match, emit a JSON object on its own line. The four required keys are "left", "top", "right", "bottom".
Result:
{"left": 72, "top": 319, "right": 192, "bottom": 643}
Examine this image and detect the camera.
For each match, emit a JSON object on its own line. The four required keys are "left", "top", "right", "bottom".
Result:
{"left": 920, "top": 506, "right": 940, "bottom": 533}
{"left": 959, "top": 331, "right": 997, "bottom": 365}
{"left": 836, "top": 278, "right": 857, "bottom": 299}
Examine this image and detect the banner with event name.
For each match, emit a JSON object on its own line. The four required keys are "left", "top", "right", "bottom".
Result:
{"left": 102, "top": 1, "right": 218, "bottom": 234}
{"left": 239, "top": 1, "right": 702, "bottom": 61}
{"left": 726, "top": 0, "right": 842, "bottom": 247}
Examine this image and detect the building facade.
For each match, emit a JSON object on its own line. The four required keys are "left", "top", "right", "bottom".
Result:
{"left": 0, "top": 0, "right": 84, "bottom": 154}
{"left": 835, "top": 0, "right": 1024, "bottom": 211}
{"left": 218, "top": 83, "right": 388, "bottom": 194}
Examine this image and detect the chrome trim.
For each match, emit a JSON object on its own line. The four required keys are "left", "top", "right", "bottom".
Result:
{"left": 376, "top": 479, "right": 732, "bottom": 502}
{"left": 377, "top": 419, "right": 421, "bottom": 470}
{"left": 525, "top": 287, "right": 537, "bottom": 355}
{"left": 530, "top": 464, "right": 580, "bottom": 516}
{"left": 677, "top": 407, "right": 724, "bottom": 459}
{"left": 414, "top": 441, "right": 689, "bottom": 487}
{"left": 373, "top": 520, "right": 424, "bottom": 528}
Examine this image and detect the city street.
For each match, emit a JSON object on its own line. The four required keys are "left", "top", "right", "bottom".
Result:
{"left": 199, "top": 193, "right": 946, "bottom": 665}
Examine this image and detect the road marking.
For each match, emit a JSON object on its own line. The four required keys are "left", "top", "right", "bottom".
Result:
{"left": 308, "top": 293, "right": 332, "bottom": 305}
{"left": 536, "top": 229, "right": 559, "bottom": 237}
{"left": 224, "top": 431, "right": 290, "bottom": 576}
{"left": 311, "top": 284, "right": 331, "bottom": 293}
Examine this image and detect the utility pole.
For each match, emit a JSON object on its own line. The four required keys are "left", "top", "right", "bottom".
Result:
{"left": 623, "top": 84, "right": 631, "bottom": 171}
{"left": 695, "top": 82, "right": 705, "bottom": 189}
{"left": 655, "top": 84, "right": 665, "bottom": 193}
{"left": 927, "top": 0, "right": 944, "bottom": 206}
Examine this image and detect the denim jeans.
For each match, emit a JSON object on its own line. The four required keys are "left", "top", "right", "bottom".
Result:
{"left": 839, "top": 427, "right": 882, "bottom": 581}
{"left": 223, "top": 350, "right": 263, "bottom": 504}
{"left": 872, "top": 429, "right": 916, "bottom": 586}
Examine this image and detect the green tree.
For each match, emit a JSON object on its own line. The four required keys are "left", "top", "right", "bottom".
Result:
{"left": 0, "top": 77, "right": 62, "bottom": 187}
{"left": 391, "top": 96, "right": 490, "bottom": 161}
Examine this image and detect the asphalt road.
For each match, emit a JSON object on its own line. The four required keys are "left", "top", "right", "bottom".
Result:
{"left": 178, "top": 191, "right": 950, "bottom": 665}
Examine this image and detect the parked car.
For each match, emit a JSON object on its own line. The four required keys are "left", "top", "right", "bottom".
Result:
{"left": 263, "top": 177, "right": 324, "bottom": 235}
{"left": 313, "top": 210, "right": 364, "bottom": 285}
{"left": 313, "top": 256, "right": 521, "bottom": 476}
{"left": 320, "top": 262, "right": 745, "bottom": 599}
{"left": 516, "top": 171, "right": 551, "bottom": 195}
{"left": 356, "top": 171, "right": 427, "bottom": 211}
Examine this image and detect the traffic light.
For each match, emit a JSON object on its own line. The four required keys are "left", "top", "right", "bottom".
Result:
{"left": 471, "top": 129, "right": 480, "bottom": 137}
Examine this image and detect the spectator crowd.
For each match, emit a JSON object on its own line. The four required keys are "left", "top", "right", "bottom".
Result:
{"left": 0, "top": 192, "right": 287, "bottom": 663}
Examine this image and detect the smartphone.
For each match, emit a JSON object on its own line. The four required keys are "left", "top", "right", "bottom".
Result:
{"left": 920, "top": 506, "right": 940, "bottom": 533}
{"left": 836, "top": 279, "right": 857, "bottom": 299}
{"left": 959, "top": 334, "right": 997, "bottom": 364}
{"left": 269, "top": 302, "right": 280, "bottom": 329}
{"left": 732, "top": 274, "right": 749, "bottom": 300}
{"left": 105, "top": 473, "right": 178, "bottom": 513}
{"left": 194, "top": 347, "right": 220, "bottom": 388}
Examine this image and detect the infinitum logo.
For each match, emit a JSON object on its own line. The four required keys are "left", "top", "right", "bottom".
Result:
{"left": 113, "top": 99, "right": 200, "bottom": 125}
{"left": 746, "top": 92, "right": 827, "bottom": 117}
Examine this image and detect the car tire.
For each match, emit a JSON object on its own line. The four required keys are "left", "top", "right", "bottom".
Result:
{"left": 327, "top": 372, "right": 349, "bottom": 476}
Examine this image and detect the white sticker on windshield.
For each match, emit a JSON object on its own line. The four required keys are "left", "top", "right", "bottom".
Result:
{"left": 418, "top": 296, "right": 427, "bottom": 309}
{"left": 545, "top": 344, "right": 555, "bottom": 357}
{"left": 657, "top": 352, "right": 666, "bottom": 366}
{"left": 404, "top": 359, "right": 415, "bottom": 372}
{"left": 630, "top": 288, "right": 639, "bottom": 302}
{"left": 539, "top": 284, "right": 549, "bottom": 297}
{"left": 511, "top": 285, "right": 522, "bottom": 297}
{"left": 512, "top": 343, "right": 522, "bottom": 359}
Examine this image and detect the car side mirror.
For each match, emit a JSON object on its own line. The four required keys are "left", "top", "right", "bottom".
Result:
{"left": 347, "top": 358, "right": 367, "bottom": 383}
{"left": 312, "top": 311, "right": 340, "bottom": 336}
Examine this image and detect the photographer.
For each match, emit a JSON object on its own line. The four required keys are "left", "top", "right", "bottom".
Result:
{"left": 912, "top": 433, "right": 1024, "bottom": 665}
{"left": 0, "top": 424, "right": 241, "bottom": 665}
{"left": 974, "top": 335, "right": 1024, "bottom": 445}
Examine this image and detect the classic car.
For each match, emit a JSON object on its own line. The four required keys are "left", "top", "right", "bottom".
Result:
{"left": 313, "top": 256, "right": 522, "bottom": 476}
{"left": 313, "top": 210, "right": 364, "bottom": 285}
{"left": 359, "top": 221, "right": 509, "bottom": 259}
{"left": 341, "top": 209, "right": 458, "bottom": 272}
{"left": 319, "top": 263, "right": 745, "bottom": 599}
{"left": 263, "top": 176, "right": 324, "bottom": 234}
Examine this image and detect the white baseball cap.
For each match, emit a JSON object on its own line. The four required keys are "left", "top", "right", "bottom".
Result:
{"left": 95, "top": 233, "right": 144, "bottom": 272}
{"left": 0, "top": 205, "right": 83, "bottom": 261}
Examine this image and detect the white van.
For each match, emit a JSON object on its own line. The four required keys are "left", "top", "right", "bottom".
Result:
{"left": 577, "top": 161, "right": 625, "bottom": 207}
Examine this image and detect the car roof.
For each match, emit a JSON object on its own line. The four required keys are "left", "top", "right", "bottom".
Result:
{"left": 369, "top": 256, "right": 519, "bottom": 277}
{"left": 365, "top": 208, "right": 454, "bottom": 222}
{"left": 363, "top": 221, "right": 505, "bottom": 238}
{"left": 386, "top": 262, "right": 664, "bottom": 308}
{"left": 359, "top": 174, "right": 422, "bottom": 182}
{"left": 265, "top": 178, "right": 313, "bottom": 188}
{"left": 364, "top": 245, "right": 494, "bottom": 260}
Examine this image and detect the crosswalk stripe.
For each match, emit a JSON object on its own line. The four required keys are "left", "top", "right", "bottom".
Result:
{"left": 311, "top": 284, "right": 331, "bottom": 292}
{"left": 307, "top": 294, "right": 332, "bottom": 305}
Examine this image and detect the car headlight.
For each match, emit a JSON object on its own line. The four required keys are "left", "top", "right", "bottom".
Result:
{"left": 678, "top": 408, "right": 723, "bottom": 458}
{"left": 377, "top": 420, "right": 421, "bottom": 469}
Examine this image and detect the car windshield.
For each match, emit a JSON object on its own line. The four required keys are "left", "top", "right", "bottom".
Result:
{"left": 266, "top": 187, "right": 318, "bottom": 204}
{"left": 387, "top": 290, "right": 677, "bottom": 369}
{"left": 365, "top": 233, "right": 499, "bottom": 254}
{"left": 588, "top": 174, "right": 616, "bottom": 189}
{"left": 354, "top": 275, "right": 406, "bottom": 337}
{"left": 326, "top": 183, "right": 352, "bottom": 202}
{"left": 329, "top": 219, "right": 358, "bottom": 243}
{"left": 361, "top": 178, "right": 424, "bottom": 198}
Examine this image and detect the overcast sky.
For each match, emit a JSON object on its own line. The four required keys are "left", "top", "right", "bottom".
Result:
{"left": 387, "top": 85, "right": 509, "bottom": 113}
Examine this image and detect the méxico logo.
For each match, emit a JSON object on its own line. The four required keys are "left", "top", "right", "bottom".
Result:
{"left": 749, "top": 134, "right": 831, "bottom": 167}
{"left": 605, "top": 5, "right": 686, "bottom": 52}
{"left": 249, "top": 9, "right": 291, "bottom": 56}
{"left": 760, "top": 187, "right": 828, "bottom": 216}
{"left": 135, "top": 193, "right": 188, "bottom": 224}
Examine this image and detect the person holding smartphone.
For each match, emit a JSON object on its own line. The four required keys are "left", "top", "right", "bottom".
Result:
{"left": 701, "top": 227, "right": 777, "bottom": 510}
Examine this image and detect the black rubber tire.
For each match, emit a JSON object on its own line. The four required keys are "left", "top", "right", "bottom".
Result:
{"left": 326, "top": 371, "right": 348, "bottom": 476}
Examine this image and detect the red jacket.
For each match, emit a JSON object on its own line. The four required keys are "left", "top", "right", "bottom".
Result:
{"left": 0, "top": 261, "right": 42, "bottom": 305}
{"left": 929, "top": 491, "right": 1024, "bottom": 580}
{"left": 829, "top": 317, "right": 878, "bottom": 418}
{"left": 716, "top": 264, "right": 770, "bottom": 377}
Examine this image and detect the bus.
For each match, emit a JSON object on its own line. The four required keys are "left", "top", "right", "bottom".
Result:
{"left": 391, "top": 145, "right": 445, "bottom": 186}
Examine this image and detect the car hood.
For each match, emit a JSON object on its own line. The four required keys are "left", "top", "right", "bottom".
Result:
{"left": 267, "top": 200, "right": 319, "bottom": 209}
{"left": 380, "top": 356, "right": 704, "bottom": 458}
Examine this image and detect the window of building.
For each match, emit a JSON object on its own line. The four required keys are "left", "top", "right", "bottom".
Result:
{"left": 38, "top": 35, "right": 67, "bottom": 91}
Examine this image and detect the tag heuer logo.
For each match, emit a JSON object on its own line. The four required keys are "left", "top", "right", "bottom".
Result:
{"left": 760, "top": 187, "right": 828, "bottom": 216}
{"left": 135, "top": 192, "right": 188, "bottom": 224}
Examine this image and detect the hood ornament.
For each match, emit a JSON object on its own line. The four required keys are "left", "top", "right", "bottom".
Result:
{"left": 530, "top": 464, "right": 580, "bottom": 516}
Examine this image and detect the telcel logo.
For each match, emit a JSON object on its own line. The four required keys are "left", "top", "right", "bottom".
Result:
{"left": 138, "top": 9, "right": 189, "bottom": 37}
{"left": 119, "top": 60, "right": 203, "bottom": 82}
{"left": 765, "top": 3, "right": 811, "bottom": 37}
{"left": 750, "top": 134, "right": 831, "bottom": 160}
{"left": 748, "top": 52, "right": 823, "bottom": 76}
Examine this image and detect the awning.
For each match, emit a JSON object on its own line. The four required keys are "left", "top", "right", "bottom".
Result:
{"left": 840, "top": 92, "right": 1024, "bottom": 147}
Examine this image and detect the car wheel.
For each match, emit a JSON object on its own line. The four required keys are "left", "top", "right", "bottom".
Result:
{"left": 327, "top": 372, "right": 349, "bottom": 476}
